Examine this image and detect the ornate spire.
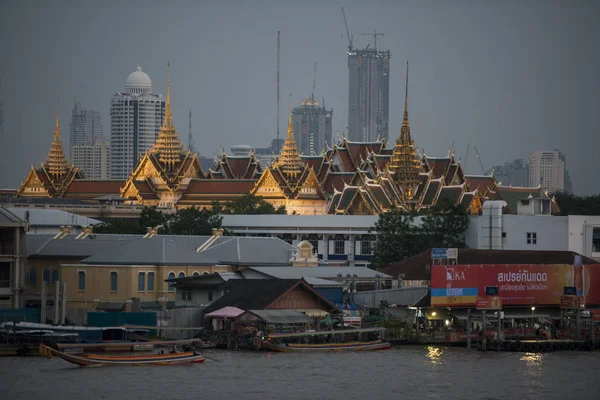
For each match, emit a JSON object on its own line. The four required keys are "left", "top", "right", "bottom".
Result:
{"left": 151, "top": 62, "right": 184, "bottom": 168}
{"left": 272, "top": 95, "right": 304, "bottom": 178}
{"left": 389, "top": 61, "right": 422, "bottom": 200}
{"left": 45, "top": 99, "right": 69, "bottom": 177}
{"left": 399, "top": 60, "right": 412, "bottom": 145}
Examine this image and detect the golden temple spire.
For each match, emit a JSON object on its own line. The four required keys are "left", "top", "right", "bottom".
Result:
{"left": 399, "top": 61, "right": 412, "bottom": 145}
{"left": 45, "top": 98, "right": 69, "bottom": 177}
{"left": 151, "top": 62, "right": 184, "bottom": 168}
{"left": 272, "top": 95, "right": 304, "bottom": 178}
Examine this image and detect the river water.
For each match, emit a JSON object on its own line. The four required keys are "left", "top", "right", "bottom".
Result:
{"left": 2, "top": 346, "right": 599, "bottom": 400}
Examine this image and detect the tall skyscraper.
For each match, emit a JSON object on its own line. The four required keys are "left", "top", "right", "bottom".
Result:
{"left": 71, "top": 141, "right": 110, "bottom": 180}
{"left": 347, "top": 47, "right": 390, "bottom": 143}
{"left": 110, "top": 67, "right": 165, "bottom": 179}
{"left": 292, "top": 98, "right": 333, "bottom": 155}
{"left": 69, "top": 102, "right": 103, "bottom": 156}
{"left": 489, "top": 159, "right": 530, "bottom": 187}
{"left": 529, "top": 150, "right": 567, "bottom": 194}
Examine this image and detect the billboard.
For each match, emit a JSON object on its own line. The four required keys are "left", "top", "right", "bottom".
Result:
{"left": 431, "top": 264, "right": 600, "bottom": 307}
{"left": 476, "top": 296, "right": 502, "bottom": 310}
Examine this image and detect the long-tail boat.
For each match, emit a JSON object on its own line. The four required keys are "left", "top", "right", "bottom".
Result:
{"left": 255, "top": 327, "right": 391, "bottom": 352}
{"left": 38, "top": 344, "right": 205, "bottom": 366}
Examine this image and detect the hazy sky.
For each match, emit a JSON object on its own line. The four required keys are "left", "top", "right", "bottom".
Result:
{"left": 1, "top": 0, "right": 598, "bottom": 194}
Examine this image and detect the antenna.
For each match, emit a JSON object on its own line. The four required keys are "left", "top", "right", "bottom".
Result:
{"left": 311, "top": 61, "right": 317, "bottom": 103}
{"left": 341, "top": 7, "right": 353, "bottom": 51}
{"left": 0, "top": 77, "right": 4, "bottom": 132}
{"left": 188, "top": 110, "right": 195, "bottom": 153}
{"left": 276, "top": 31, "right": 281, "bottom": 154}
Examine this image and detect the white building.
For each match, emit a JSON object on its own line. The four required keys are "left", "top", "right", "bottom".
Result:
{"left": 529, "top": 150, "right": 565, "bottom": 193}
{"left": 0, "top": 208, "right": 28, "bottom": 308}
{"left": 71, "top": 140, "right": 110, "bottom": 179}
{"left": 110, "top": 67, "right": 165, "bottom": 179}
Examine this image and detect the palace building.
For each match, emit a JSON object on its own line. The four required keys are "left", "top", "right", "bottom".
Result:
{"left": 15, "top": 65, "right": 557, "bottom": 216}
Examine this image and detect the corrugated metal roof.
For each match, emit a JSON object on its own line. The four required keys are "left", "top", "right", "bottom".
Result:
{"left": 249, "top": 266, "right": 391, "bottom": 279}
{"left": 0, "top": 207, "right": 23, "bottom": 223}
{"left": 28, "top": 237, "right": 128, "bottom": 258}
{"left": 245, "top": 309, "right": 313, "bottom": 324}
{"left": 222, "top": 214, "right": 379, "bottom": 229}
{"left": 200, "top": 237, "right": 294, "bottom": 265}
{"left": 81, "top": 237, "right": 217, "bottom": 266}
{"left": 5, "top": 207, "right": 101, "bottom": 227}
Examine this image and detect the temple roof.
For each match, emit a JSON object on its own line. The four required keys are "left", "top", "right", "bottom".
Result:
{"left": 272, "top": 104, "right": 305, "bottom": 178}
{"left": 45, "top": 105, "right": 69, "bottom": 177}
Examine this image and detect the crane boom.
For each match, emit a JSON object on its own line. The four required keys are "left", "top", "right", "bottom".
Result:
{"left": 356, "top": 29, "right": 385, "bottom": 49}
{"left": 462, "top": 144, "right": 470, "bottom": 171}
{"left": 341, "top": 7, "right": 353, "bottom": 50}
{"left": 311, "top": 61, "right": 317, "bottom": 102}
{"left": 474, "top": 145, "right": 486, "bottom": 175}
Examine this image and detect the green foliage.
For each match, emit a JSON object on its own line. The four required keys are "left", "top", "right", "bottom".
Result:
{"left": 139, "top": 206, "right": 165, "bottom": 230}
{"left": 554, "top": 191, "right": 600, "bottom": 216}
{"left": 93, "top": 218, "right": 145, "bottom": 234}
{"left": 163, "top": 206, "right": 222, "bottom": 236}
{"left": 371, "top": 200, "right": 470, "bottom": 269}
{"left": 212, "top": 194, "right": 287, "bottom": 215}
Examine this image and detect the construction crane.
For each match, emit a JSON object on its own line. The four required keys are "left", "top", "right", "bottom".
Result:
{"left": 187, "top": 110, "right": 195, "bottom": 154}
{"left": 276, "top": 31, "right": 280, "bottom": 153}
{"left": 341, "top": 7, "right": 353, "bottom": 51}
{"left": 447, "top": 140, "right": 455, "bottom": 157}
{"left": 474, "top": 145, "right": 486, "bottom": 175}
{"left": 461, "top": 144, "right": 470, "bottom": 171}
{"left": 356, "top": 29, "right": 385, "bottom": 50}
{"left": 311, "top": 61, "right": 317, "bottom": 103}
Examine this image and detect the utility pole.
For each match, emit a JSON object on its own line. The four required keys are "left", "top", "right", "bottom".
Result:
{"left": 276, "top": 31, "right": 280, "bottom": 154}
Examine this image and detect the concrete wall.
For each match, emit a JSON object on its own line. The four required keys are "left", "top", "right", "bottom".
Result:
{"left": 502, "top": 215, "right": 568, "bottom": 251}
{"left": 568, "top": 215, "right": 600, "bottom": 261}
{"left": 351, "top": 286, "right": 428, "bottom": 308}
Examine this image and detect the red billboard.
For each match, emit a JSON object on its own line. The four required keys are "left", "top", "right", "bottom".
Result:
{"left": 476, "top": 296, "right": 502, "bottom": 310}
{"left": 431, "top": 264, "right": 600, "bottom": 307}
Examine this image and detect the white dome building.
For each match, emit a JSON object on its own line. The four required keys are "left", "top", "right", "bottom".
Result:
{"left": 126, "top": 66, "right": 152, "bottom": 95}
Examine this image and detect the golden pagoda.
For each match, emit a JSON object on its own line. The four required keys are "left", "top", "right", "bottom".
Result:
{"left": 388, "top": 61, "right": 423, "bottom": 200}
{"left": 120, "top": 63, "right": 204, "bottom": 206}
{"left": 17, "top": 102, "right": 82, "bottom": 198}
{"left": 272, "top": 99, "right": 305, "bottom": 179}
{"left": 45, "top": 105, "right": 69, "bottom": 177}
{"left": 150, "top": 63, "right": 184, "bottom": 169}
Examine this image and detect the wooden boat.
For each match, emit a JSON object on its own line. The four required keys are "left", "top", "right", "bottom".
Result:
{"left": 259, "top": 339, "right": 391, "bottom": 352}
{"left": 38, "top": 344, "right": 205, "bottom": 367}
{"left": 255, "top": 327, "right": 391, "bottom": 352}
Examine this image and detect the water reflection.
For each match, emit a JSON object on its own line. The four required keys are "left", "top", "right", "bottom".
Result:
{"left": 520, "top": 352, "right": 544, "bottom": 367}
{"left": 426, "top": 346, "right": 443, "bottom": 365}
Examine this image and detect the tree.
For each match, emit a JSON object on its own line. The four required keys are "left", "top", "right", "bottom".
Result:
{"left": 420, "top": 198, "right": 470, "bottom": 248}
{"left": 371, "top": 209, "right": 425, "bottom": 269}
{"left": 139, "top": 206, "right": 165, "bottom": 230}
{"left": 163, "top": 206, "right": 222, "bottom": 236}
{"left": 212, "top": 194, "right": 287, "bottom": 215}
{"left": 93, "top": 218, "right": 145, "bottom": 234}
{"left": 554, "top": 191, "right": 600, "bottom": 216}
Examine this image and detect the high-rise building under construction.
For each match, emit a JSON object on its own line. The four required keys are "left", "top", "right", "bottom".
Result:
{"left": 292, "top": 98, "right": 333, "bottom": 156}
{"left": 347, "top": 48, "right": 390, "bottom": 143}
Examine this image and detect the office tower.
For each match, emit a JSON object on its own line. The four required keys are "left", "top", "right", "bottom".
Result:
{"left": 292, "top": 98, "right": 333, "bottom": 155}
{"left": 109, "top": 67, "right": 165, "bottom": 179}
{"left": 69, "top": 102, "right": 103, "bottom": 156}
{"left": 71, "top": 141, "right": 110, "bottom": 180}
{"left": 347, "top": 47, "right": 390, "bottom": 143}
{"left": 529, "top": 150, "right": 566, "bottom": 193}
{"left": 490, "top": 159, "right": 530, "bottom": 187}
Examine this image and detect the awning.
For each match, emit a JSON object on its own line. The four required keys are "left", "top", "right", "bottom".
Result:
{"left": 205, "top": 306, "right": 245, "bottom": 319}
{"left": 245, "top": 310, "right": 313, "bottom": 324}
{"left": 297, "top": 309, "right": 329, "bottom": 317}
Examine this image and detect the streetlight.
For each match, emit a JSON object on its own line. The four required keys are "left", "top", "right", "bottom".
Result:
{"left": 531, "top": 306, "right": 535, "bottom": 327}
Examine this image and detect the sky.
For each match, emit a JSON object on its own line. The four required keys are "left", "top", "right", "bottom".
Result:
{"left": 0, "top": 0, "right": 598, "bottom": 194}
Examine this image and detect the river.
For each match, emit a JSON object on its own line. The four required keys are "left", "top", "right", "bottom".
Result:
{"left": 2, "top": 346, "right": 599, "bottom": 400}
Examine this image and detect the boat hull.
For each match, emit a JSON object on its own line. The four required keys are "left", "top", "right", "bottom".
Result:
{"left": 259, "top": 339, "right": 391, "bottom": 353}
{"left": 39, "top": 344, "right": 205, "bottom": 367}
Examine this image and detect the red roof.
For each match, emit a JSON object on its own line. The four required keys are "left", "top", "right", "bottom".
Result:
{"left": 184, "top": 179, "right": 256, "bottom": 195}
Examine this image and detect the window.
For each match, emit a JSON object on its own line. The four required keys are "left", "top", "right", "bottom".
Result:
{"left": 192, "top": 272, "right": 200, "bottom": 277}
{"left": 110, "top": 271, "right": 118, "bottom": 291}
{"left": 138, "top": 272, "right": 145, "bottom": 291}
{"left": 334, "top": 235, "right": 345, "bottom": 255}
{"left": 147, "top": 272, "right": 155, "bottom": 291}
{"left": 78, "top": 271, "right": 85, "bottom": 291}
{"left": 178, "top": 272, "right": 185, "bottom": 279}
{"left": 29, "top": 269, "right": 36, "bottom": 285}
{"left": 43, "top": 269, "right": 50, "bottom": 283}
{"left": 182, "top": 291, "right": 192, "bottom": 301}
{"left": 168, "top": 272, "right": 175, "bottom": 292}
{"left": 360, "top": 234, "right": 374, "bottom": 255}
{"left": 527, "top": 232, "right": 537, "bottom": 245}
{"left": 51, "top": 270, "right": 59, "bottom": 283}
{"left": 208, "top": 290, "right": 213, "bottom": 302}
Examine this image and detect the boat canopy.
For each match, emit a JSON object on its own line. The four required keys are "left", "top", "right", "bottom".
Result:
{"left": 205, "top": 306, "right": 245, "bottom": 319}
{"left": 244, "top": 310, "right": 313, "bottom": 324}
